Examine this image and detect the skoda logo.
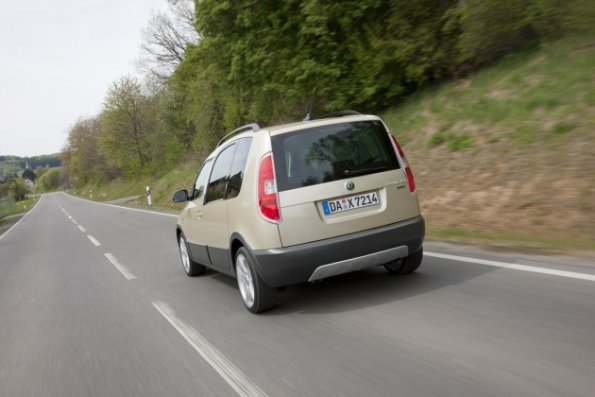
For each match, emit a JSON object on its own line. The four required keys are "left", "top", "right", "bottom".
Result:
{"left": 345, "top": 181, "right": 355, "bottom": 191}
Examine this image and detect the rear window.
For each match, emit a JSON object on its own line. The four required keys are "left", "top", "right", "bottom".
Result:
{"left": 271, "top": 120, "right": 400, "bottom": 192}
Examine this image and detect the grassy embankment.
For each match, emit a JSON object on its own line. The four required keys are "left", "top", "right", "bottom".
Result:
{"left": 383, "top": 33, "right": 595, "bottom": 251}
{"left": 76, "top": 33, "right": 595, "bottom": 251}
{"left": 0, "top": 196, "right": 36, "bottom": 227}
{"left": 73, "top": 165, "right": 197, "bottom": 212}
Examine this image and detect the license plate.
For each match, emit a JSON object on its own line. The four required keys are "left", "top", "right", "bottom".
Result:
{"left": 322, "top": 191, "right": 379, "bottom": 215}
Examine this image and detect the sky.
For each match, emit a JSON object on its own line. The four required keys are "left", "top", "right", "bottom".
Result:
{"left": 0, "top": 0, "right": 167, "bottom": 157}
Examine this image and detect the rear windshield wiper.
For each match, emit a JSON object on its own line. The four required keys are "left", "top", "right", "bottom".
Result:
{"left": 343, "top": 166, "right": 387, "bottom": 177}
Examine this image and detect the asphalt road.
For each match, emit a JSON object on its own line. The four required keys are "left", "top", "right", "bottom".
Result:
{"left": 1, "top": 192, "right": 594, "bottom": 397}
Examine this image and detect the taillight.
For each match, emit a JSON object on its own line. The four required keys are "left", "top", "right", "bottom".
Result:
{"left": 258, "top": 153, "right": 280, "bottom": 221}
{"left": 390, "top": 134, "right": 416, "bottom": 193}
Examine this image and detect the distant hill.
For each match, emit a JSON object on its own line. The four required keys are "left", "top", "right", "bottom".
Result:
{"left": 0, "top": 154, "right": 61, "bottom": 176}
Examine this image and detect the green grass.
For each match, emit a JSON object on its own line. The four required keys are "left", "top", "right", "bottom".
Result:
{"left": 551, "top": 121, "right": 578, "bottom": 135}
{"left": 429, "top": 132, "right": 474, "bottom": 151}
{"left": 429, "top": 228, "right": 595, "bottom": 252}
{"left": 74, "top": 162, "right": 199, "bottom": 211}
{"left": 379, "top": 32, "right": 595, "bottom": 252}
{"left": 0, "top": 196, "right": 36, "bottom": 218}
{"left": 382, "top": 33, "right": 595, "bottom": 148}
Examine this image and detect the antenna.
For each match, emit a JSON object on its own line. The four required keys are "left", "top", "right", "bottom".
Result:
{"left": 303, "top": 91, "right": 316, "bottom": 121}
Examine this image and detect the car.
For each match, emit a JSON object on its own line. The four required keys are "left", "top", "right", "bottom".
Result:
{"left": 173, "top": 111, "right": 425, "bottom": 313}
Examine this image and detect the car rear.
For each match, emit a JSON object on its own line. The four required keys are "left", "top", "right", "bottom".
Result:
{"left": 251, "top": 115, "right": 425, "bottom": 287}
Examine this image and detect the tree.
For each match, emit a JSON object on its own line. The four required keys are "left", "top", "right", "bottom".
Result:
{"left": 37, "top": 169, "right": 60, "bottom": 192}
{"left": 138, "top": 0, "right": 200, "bottom": 82}
{"left": 172, "top": 0, "right": 460, "bottom": 140}
{"left": 99, "top": 76, "right": 155, "bottom": 176}
{"left": 450, "top": 0, "right": 573, "bottom": 69}
{"left": 0, "top": 176, "right": 30, "bottom": 201}
{"left": 61, "top": 117, "right": 114, "bottom": 186}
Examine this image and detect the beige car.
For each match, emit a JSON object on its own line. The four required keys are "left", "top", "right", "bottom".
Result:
{"left": 173, "top": 111, "right": 425, "bottom": 313}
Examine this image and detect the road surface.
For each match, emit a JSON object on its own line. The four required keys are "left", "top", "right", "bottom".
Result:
{"left": 1, "top": 192, "right": 593, "bottom": 396}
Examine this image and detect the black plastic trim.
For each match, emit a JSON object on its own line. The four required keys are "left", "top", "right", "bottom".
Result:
{"left": 251, "top": 216, "right": 425, "bottom": 287}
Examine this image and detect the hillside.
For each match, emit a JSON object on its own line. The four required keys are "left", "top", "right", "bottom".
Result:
{"left": 382, "top": 33, "right": 595, "bottom": 250}
{"left": 0, "top": 154, "right": 61, "bottom": 176}
{"left": 75, "top": 33, "right": 595, "bottom": 251}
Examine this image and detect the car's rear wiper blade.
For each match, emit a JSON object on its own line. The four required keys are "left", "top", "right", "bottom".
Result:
{"left": 343, "top": 166, "right": 387, "bottom": 177}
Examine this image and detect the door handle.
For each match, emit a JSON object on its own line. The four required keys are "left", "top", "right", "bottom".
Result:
{"left": 196, "top": 211, "right": 202, "bottom": 220}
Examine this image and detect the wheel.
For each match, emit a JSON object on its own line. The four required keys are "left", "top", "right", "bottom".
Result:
{"left": 385, "top": 247, "right": 423, "bottom": 275}
{"left": 178, "top": 233, "right": 206, "bottom": 276}
{"left": 235, "top": 247, "right": 277, "bottom": 313}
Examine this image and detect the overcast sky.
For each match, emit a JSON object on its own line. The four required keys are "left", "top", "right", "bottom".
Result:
{"left": 0, "top": 0, "right": 167, "bottom": 157}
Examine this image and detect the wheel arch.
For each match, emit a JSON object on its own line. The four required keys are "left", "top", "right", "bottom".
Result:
{"left": 229, "top": 232, "right": 251, "bottom": 276}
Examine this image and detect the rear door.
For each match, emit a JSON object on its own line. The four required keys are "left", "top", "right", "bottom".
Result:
{"left": 201, "top": 143, "right": 237, "bottom": 270}
{"left": 271, "top": 119, "right": 419, "bottom": 247}
{"left": 184, "top": 159, "right": 214, "bottom": 264}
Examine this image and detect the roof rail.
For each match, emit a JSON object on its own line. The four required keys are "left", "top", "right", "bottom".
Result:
{"left": 217, "top": 123, "right": 261, "bottom": 147}
{"left": 316, "top": 110, "right": 361, "bottom": 119}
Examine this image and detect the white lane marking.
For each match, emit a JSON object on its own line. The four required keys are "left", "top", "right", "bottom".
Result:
{"left": 87, "top": 235, "right": 101, "bottom": 247}
{"left": 67, "top": 215, "right": 72, "bottom": 219}
{"left": 72, "top": 219, "right": 78, "bottom": 225}
{"left": 63, "top": 192, "right": 177, "bottom": 218}
{"left": 0, "top": 196, "right": 42, "bottom": 242}
{"left": 104, "top": 253, "right": 137, "bottom": 280}
{"left": 153, "top": 301, "right": 268, "bottom": 397}
{"left": 78, "top": 225, "right": 86, "bottom": 233}
{"left": 425, "top": 252, "right": 595, "bottom": 282}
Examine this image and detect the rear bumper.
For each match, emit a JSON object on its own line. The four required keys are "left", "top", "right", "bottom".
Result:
{"left": 251, "top": 216, "right": 425, "bottom": 287}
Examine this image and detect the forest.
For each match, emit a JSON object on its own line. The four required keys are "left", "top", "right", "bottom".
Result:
{"left": 60, "top": 0, "right": 591, "bottom": 187}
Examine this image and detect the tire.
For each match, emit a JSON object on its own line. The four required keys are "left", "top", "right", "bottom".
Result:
{"left": 235, "top": 247, "right": 277, "bottom": 314}
{"left": 178, "top": 233, "right": 206, "bottom": 276}
{"left": 384, "top": 247, "right": 423, "bottom": 275}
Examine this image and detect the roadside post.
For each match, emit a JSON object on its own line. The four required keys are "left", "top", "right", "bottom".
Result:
{"left": 146, "top": 186, "right": 152, "bottom": 207}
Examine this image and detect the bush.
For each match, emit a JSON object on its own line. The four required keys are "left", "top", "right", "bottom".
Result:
{"left": 37, "top": 168, "right": 61, "bottom": 191}
{"left": 452, "top": 0, "right": 573, "bottom": 70}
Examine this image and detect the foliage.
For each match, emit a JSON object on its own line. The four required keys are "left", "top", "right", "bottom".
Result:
{"left": 60, "top": 0, "right": 589, "bottom": 189}
{"left": 36, "top": 168, "right": 61, "bottom": 191}
{"left": 180, "top": 0, "right": 459, "bottom": 129}
{"left": 28, "top": 154, "right": 61, "bottom": 169}
{"left": 34, "top": 166, "right": 48, "bottom": 179}
{"left": 61, "top": 117, "right": 115, "bottom": 186}
{"left": 450, "top": 0, "right": 578, "bottom": 70}
{"left": 0, "top": 154, "right": 60, "bottom": 177}
{"left": 0, "top": 175, "right": 30, "bottom": 201}
{"left": 62, "top": 76, "right": 194, "bottom": 187}
{"left": 98, "top": 76, "right": 157, "bottom": 176}
{"left": 383, "top": 33, "right": 595, "bottom": 147}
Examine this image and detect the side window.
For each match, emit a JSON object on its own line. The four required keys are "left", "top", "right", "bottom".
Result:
{"left": 226, "top": 138, "right": 252, "bottom": 199}
{"left": 205, "top": 144, "right": 237, "bottom": 204}
{"left": 192, "top": 159, "right": 213, "bottom": 202}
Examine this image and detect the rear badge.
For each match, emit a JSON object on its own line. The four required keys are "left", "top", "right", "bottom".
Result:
{"left": 345, "top": 181, "right": 355, "bottom": 191}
